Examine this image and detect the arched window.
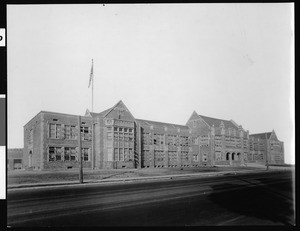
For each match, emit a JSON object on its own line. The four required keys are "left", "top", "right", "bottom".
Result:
{"left": 226, "top": 152, "right": 230, "bottom": 160}
{"left": 232, "top": 153, "right": 236, "bottom": 160}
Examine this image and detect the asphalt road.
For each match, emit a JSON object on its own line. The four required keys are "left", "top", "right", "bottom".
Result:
{"left": 7, "top": 170, "right": 295, "bottom": 227}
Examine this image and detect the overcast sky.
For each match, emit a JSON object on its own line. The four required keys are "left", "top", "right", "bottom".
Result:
{"left": 7, "top": 3, "right": 294, "bottom": 164}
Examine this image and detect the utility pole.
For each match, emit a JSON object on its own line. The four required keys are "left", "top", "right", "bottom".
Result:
{"left": 265, "top": 133, "right": 269, "bottom": 171}
{"left": 91, "top": 122, "right": 95, "bottom": 170}
{"left": 78, "top": 115, "right": 83, "bottom": 183}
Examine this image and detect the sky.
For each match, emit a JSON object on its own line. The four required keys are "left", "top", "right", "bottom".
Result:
{"left": 7, "top": 3, "right": 294, "bottom": 164}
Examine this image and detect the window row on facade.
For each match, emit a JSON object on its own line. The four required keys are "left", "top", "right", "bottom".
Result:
{"left": 48, "top": 123, "right": 92, "bottom": 141}
{"left": 48, "top": 146, "right": 90, "bottom": 162}
{"left": 107, "top": 147, "right": 134, "bottom": 161}
{"left": 142, "top": 133, "right": 193, "bottom": 147}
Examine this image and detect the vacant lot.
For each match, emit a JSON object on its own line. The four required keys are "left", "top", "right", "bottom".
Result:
{"left": 7, "top": 166, "right": 267, "bottom": 185}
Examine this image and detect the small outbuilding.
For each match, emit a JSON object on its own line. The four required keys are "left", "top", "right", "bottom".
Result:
{"left": 7, "top": 148, "right": 24, "bottom": 170}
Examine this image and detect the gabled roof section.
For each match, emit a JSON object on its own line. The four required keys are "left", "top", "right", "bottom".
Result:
{"left": 85, "top": 108, "right": 102, "bottom": 118}
{"left": 186, "top": 111, "right": 200, "bottom": 124}
{"left": 85, "top": 109, "right": 92, "bottom": 117}
{"left": 198, "top": 114, "right": 239, "bottom": 129}
{"left": 98, "top": 107, "right": 113, "bottom": 117}
{"left": 269, "top": 130, "right": 278, "bottom": 140}
{"left": 249, "top": 132, "right": 272, "bottom": 140}
{"left": 101, "top": 100, "right": 136, "bottom": 121}
{"left": 24, "top": 111, "right": 43, "bottom": 127}
{"left": 136, "top": 119, "right": 189, "bottom": 130}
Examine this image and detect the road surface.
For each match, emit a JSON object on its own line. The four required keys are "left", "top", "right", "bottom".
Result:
{"left": 7, "top": 170, "right": 295, "bottom": 226}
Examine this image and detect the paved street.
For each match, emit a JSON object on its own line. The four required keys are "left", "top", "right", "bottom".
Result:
{"left": 7, "top": 170, "right": 295, "bottom": 226}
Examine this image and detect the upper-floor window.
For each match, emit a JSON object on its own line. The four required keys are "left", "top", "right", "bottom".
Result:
{"left": 154, "top": 133, "right": 164, "bottom": 146}
{"left": 81, "top": 126, "right": 91, "bottom": 141}
{"left": 49, "top": 124, "right": 62, "bottom": 139}
{"left": 65, "top": 125, "right": 77, "bottom": 140}
{"left": 28, "top": 129, "right": 33, "bottom": 144}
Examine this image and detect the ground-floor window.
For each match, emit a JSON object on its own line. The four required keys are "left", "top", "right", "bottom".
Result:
{"left": 154, "top": 150, "right": 165, "bottom": 162}
{"left": 193, "top": 154, "right": 198, "bottom": 161}
{"left": 119, "top": 148, "right": 124, "bottom": 161}
{"left": 142, "top": 150, "right": 151, "bottom": 162}
{"left": 215, "top": 151, "right": 222, "bottom": 161}
{"left": 64, "top": 147, "right": 77, "bottom": 161}
{"left": 202, "top": 153, "right": 208, "bottom": 162}
{"left": 48, "top": 147, "right": 90, "bottom": 162}
{"left": 49, "top": 147, "right": 62, "bottom": 161}
{"left": 82, "top": 148, "right": 90, "bottom": 161}
{"left": 168, "top": 151, "right": 177, "bottom": 163}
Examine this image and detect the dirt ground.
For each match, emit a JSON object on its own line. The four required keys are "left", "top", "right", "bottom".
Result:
{"left": 7, "top": 166, "right": 264, "bottom": 185}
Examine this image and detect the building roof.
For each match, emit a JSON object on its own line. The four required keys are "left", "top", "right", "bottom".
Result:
{"left": 98, "top": 107, "right": 113, "bottom": 117}
{"left": 136, "top": 119, "right": 189, "bottom": 130}
{"left": 198, "top": 114, "right": 239, "bottom": 129}
{"left": 249, "top": 132, "right": 272, "bottom": 140}
{"left": 86, "top": 107, "right": 113, "bottom": 118}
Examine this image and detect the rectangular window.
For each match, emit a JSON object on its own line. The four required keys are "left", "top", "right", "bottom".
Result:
{"left": 81, "top": 148, "right": 89, "bottom": 161}
{"left": 154, "top": 150, "right": 165, "bottom": 162}
{"left": 154, "top": 134, "right": 164, "bottom": 146}
{"left": 193, "top": 154, "right": 198, "bottom": 161}
{"left": 81, "top": 126, "right": 90, "bottom": 141}
{"left": 142, "top": 133, "right": 152, "bottom": 145}
{"left": 65, "top": 125, "right": 77, "bottom": 140}
{"left": 49, "top": 147, "right": 55, "bottom": 161}
{"left": 181, "top": 151, "right": 189, "bottom": 161}
{"left": 215, "top": 152, "right": 222, "bottom": 161}
{"left": 119, "top": 148, "right": 124, "bottom": 161}
{"left": 114, "top": 148, "right": 119, "bottom": 161}
{"left": 124, "top": 148, "right": 129, "bottom": 161}
{"left": 202, "top": 153, "right": 208, "bottom": 162}
{"left": 28, "top": 129, "right": 33, "bottom": 145}
{"left": 70, "top": 148, "right": 77, "bottom": 161}
{"left": 56, "top": 147, "right": 62, "bottom": 161}
{"left": 65, "top": 125, "right": 71, "bottom": 139}
{"left": 129, "top": 148, "right": 133, "bottom": 161}
{"left": 64, "top": 147, "right": 71, "bottom": 161}
{"left": 180, "top": 136, "right": 189, "bottom": 147}
{"left": 48, "top": 147, "right": 62, "bottom": 161}
{"left": 49, "top": 124, "right": 62, "bottom": 139}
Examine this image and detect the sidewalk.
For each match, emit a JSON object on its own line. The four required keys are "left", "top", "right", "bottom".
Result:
{"left": 7, "top": 168, "right": 278, "bottom": 191}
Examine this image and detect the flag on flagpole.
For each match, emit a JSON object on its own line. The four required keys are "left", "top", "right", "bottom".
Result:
{"left": 88, "top": 59, "right": 93, "bottom": 88}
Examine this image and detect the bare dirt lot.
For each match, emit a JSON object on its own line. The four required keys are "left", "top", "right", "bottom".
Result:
{"left": 7, "top": 166, "right": 271, "bottom": 185}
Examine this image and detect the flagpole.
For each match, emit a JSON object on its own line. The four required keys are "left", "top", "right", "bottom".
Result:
{"left": 92, "top": 59, "right": 94, "bottom": 112}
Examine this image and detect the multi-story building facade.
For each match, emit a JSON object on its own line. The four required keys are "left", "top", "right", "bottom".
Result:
{"left": 23, "top": 100, "right": 285, "bottom": 170}
{"left": 248, "top": 131, "right": 285, "bottom": 165}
